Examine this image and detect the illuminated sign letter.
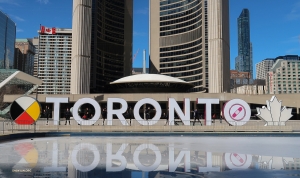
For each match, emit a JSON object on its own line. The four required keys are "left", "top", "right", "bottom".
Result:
{"left": 106, "top": 143, "right": 128, "bottom": 172}
{"left": 197, "top": 99, "right": 219, "bottom": 125}
{"left": 46, "top": 97, "right": 68, "bottom": 125}
{"left": 168, "top": 98, "right": 190, "bottom": 125}
{"left": 72, "top": 98, "right": 101, "bottom": 125}
{"left": 107, "top": 98, "right": 128, "bottom": 125}
{"left": 134, "top": 98, "right": 162, "bottom": 125}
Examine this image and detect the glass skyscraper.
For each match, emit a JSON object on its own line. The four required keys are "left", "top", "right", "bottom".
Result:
{"left": 0, "top": 10, "right": 16, "bottom": 69}
{"left": 236, "top": 8, "right": 253, "bottom": 78}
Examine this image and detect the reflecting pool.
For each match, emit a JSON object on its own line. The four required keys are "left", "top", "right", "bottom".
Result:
{"left": 0, "top": 136, "right": 300, "bottom": 177}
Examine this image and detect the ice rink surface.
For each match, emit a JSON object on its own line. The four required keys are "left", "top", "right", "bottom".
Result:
{"left": 0, "top": 135, "right": 300, "bottom": 177}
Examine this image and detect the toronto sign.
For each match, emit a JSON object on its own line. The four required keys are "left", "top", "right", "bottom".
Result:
{"left": 10, "top": 95, "right": 292, "bottom": 126}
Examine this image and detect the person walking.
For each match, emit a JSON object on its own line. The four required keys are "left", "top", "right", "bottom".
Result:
{"left": 193, "top": 109, "right": 202, "bottom": 126}
{"left": 46, "top": 106, "right": 51, "bottom": 125}
{"left": 129, "top": 106, "right": 133, "bottom": 126}
{"left": 145, "top": 107, "right": 151, "bottom": 120}
{"left": 65, "top": 108, "right": 71, "bottom": 125}
{"left": 102, "top": 106, "right": 107, "bottom": 125}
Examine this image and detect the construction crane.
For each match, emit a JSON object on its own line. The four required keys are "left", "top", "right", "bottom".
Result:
{"left": 132, "top": 48, "right": 139, "bottom": 74}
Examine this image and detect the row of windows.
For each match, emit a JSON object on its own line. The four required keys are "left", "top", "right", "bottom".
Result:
{"left": 160, "top": 8, "right": 201, "bottom": 26}
{"left": 160, "top": 51, "right": 202, "bottom": 62}
{"left": 160, "top": 58, "right": 202, "bottom": 68}
{"left": 105, "top": 30, "right": 124, "bottom": 39}
{"left": 160, "top": 39, "right": 202, "bottom": 52}
{"left": 160, "top": 0, "right": 200, "bottom": 16}
{"left": 166, "top": 69, "right": 202, "bottom": 77}
{"left": 104, "top": 18, "right": 124, "bottom": 30}
{"left": 180, "top": 75, "right": 202, "bottom": 82}
{"left": 105, "top": 1, "right": 125, "bottom": 10}
{"left": 160, "top": 44, "right": 202, "bottom": 57}
{"left": 160, "top": 0, "right": 195, "bottom": 11}
{"left": 105, "top": 13, "right": 124, "bottom": 24}
{"left": 160, "top": 63, "right": 202, "bottom": 73}
{"left": 160, "top": 15, "right": 201, "bottom": 32}
{"left": 104, "top": 8, "right": 124, "bottom": 19}
{"left": 160, "top": 21, "right": 201, "bottom": 36}
{"left": 160, "top": 3, "right": 201, "bottom": 21}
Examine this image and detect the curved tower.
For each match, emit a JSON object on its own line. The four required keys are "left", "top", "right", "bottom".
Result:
{"left": 90, "top": 0, "right": 133, "bottom": 93}
{"left": 71, "top": 0, "right": 92, "bottom": 94}
{"left": 150, "top": 0, "right": 229, "bottom": 93}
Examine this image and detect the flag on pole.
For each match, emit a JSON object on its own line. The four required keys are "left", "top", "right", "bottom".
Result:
{"left": 40, "top": 26, "right": 56, "bottom": 34}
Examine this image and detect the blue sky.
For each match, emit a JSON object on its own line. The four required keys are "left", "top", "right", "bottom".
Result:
{"left": 1, "top": 0, "right": 300, "bottom": 78}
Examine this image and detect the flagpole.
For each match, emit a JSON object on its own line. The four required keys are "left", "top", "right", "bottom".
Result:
{"left": 36, "top": 24, "right": 41, "bottom": 99}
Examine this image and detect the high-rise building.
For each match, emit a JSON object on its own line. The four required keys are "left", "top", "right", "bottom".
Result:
{"left": 236, "top": 9, "right": 253, "bottom": 78}
{"left": 149, "top": 0, "right": 230, "bottom": 93}
{"left": 256, "top": 58, "right": 275, "bottom": 80}
{"left": 71, "top": 0, "right": 133, "bottom": 94}
{"left": 14, "top": 39, "right": 35, "bottom": 75}
{"left": 268, "top": 59, "right": 300, "bottom": 94}
{"left": 0, "top": 10, "right": 16, "bottom": 69}
{"left": 36, "top": 28, "right": 72, "bottom": 94}
{"left": 90, "top": 0, "right": 133, "bottom": 93}
{"left": 32, "top": 37, "right": 39, "bottom": 77}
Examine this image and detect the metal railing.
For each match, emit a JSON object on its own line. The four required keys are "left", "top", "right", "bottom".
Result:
{"left": 1, "top": 118, "right": 300, "bottom": 134}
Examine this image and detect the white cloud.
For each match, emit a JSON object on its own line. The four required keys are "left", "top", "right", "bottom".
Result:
{"left": 133, "top": 31, "right": 147, "bottom": 36}
{"left": 37, "top": 0, "right": 49, "bottom": 4}
{"left": 16, "top": 28, "right": 23, "bottom": 32}
{"left": 283, "top": 35, "right": 300, "bottom": 43}
{"left": 286, "top": 2, "right": 300, "bottom": 20}
{"left": 0, "top": 0, "right": 19, "bottom": 6}
{"left": 10, "top": 15, "right": 25, "bottom": 21}
{"left": 135, "top": 7, "right": 148, "bottom": 15}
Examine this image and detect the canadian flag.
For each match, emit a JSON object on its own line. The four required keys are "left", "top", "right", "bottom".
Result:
{"left": 40, "top": 26, "right": 56, "bottom": 34}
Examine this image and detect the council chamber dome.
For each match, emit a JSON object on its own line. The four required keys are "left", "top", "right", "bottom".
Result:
{"left": 109, "top": 74, "right": 194, "bottom": 93}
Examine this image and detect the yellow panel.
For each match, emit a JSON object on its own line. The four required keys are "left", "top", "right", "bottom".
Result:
{"left": 24, "top": 149, "right": 38, "bottom": 168}
{"left": 25, "top": 101, "right": 41, "bottom": 121}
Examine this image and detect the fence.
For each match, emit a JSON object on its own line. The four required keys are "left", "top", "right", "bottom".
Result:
{"left": 1, "top": 118, "right": 300, "bottom": 134}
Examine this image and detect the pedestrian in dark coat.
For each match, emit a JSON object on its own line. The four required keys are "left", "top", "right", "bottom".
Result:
{"left": 65, "top": 108, "right": 71, "bottom": 125}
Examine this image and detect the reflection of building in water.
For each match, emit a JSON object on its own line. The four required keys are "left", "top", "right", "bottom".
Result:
{"left": 284, "top": 158, "right": 300, "bottom": 170}
{"left": 257, "top": 156, "right": 297, "bottom": 170}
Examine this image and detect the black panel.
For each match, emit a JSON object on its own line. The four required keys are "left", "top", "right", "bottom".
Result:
{"left": 10, "top": 101, "right": 25, "bottom": 120}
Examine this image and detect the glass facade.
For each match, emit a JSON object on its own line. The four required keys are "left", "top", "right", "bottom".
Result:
{"left": 0, "top": 11, "right": 16, "bottom": 69}
{"left": 158, "top": 0, "right": 206, "bottom": 92}
{"left": 90, "top": 0, "right": 132, "bottom": 93}
{"left": 236, "top": 9, "right": 253, "bottom": 78}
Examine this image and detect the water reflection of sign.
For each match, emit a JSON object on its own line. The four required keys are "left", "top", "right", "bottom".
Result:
{"left": 12, "top": 143, "right": 38, "bottom": 171}
{"left": 225, "top": 153, "right": 252, "bottom": 169}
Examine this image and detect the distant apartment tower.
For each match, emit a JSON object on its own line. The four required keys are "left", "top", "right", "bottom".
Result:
{"left": 235, "top": 9, "right": 253, "bottom": 78}
{"left": 268, "top": 59, "right": 300, "bottom": 94}
{"left": 14, "top": 39, "right": 35, "bottom": 75}
{"left": 0, "top": 10, "right": 16, "bottom": 69}
{"left": 256, "top": 58, "right": 275, "bottom": 80}
{"left": 36, "top": 28, "right": 72, "bottom": 94}
{"left": 150, "top": 0, "right": 230, "bottom": 92}
{"left": 71, "top": 0, "right": 133, "bottom": 94}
